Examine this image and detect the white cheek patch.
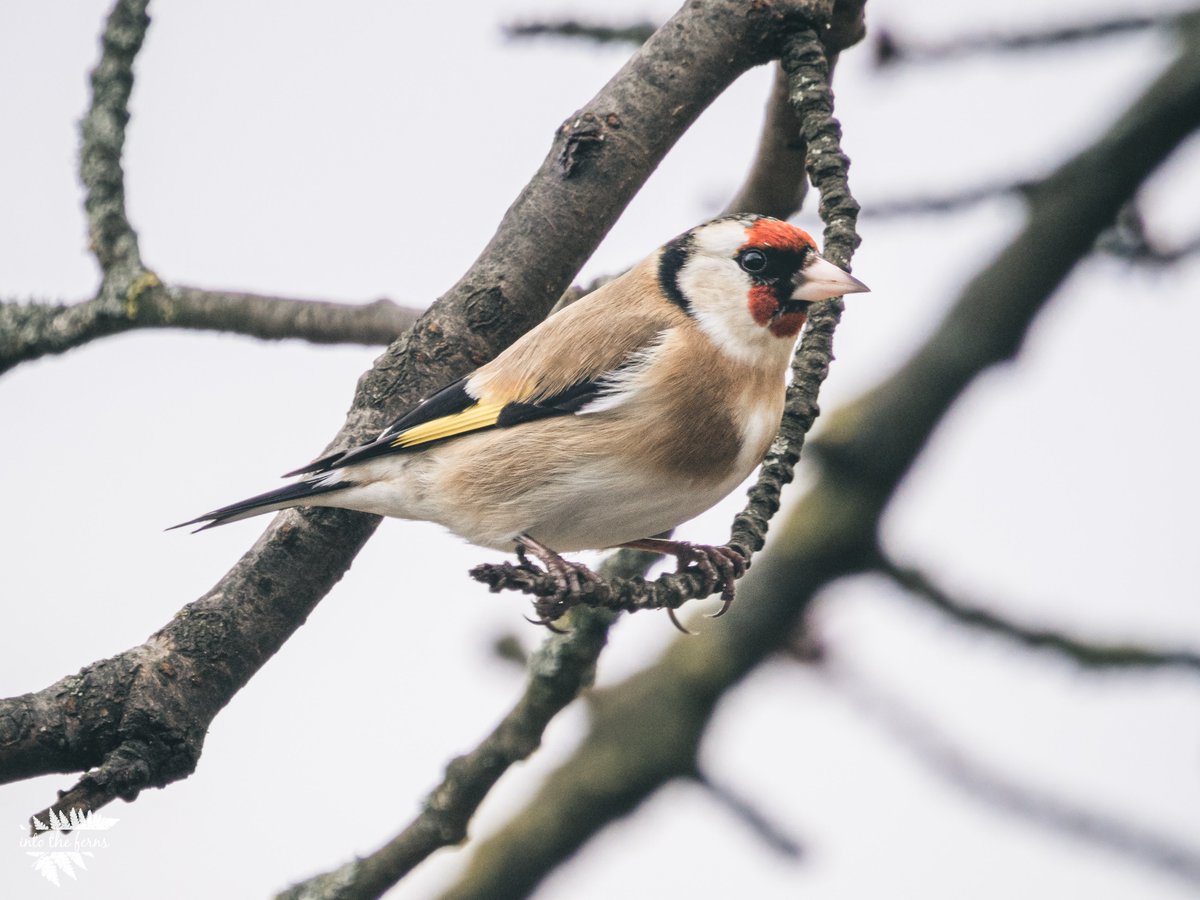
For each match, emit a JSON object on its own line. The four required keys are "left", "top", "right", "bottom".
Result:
{"left": 689, "top": 218, "right": 753, "bottom": 257}
{"left": 677, "top": 256, "right": 775, "bottom": 365}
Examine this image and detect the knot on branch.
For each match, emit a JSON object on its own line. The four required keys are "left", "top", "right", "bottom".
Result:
{"left": 556, "top": 111, "right": 621, "bottom": 176}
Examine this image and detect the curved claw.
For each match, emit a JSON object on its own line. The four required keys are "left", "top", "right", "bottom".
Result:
{"left": 706, "top": 596, "right": 734, "bottom": 619}
{"left": 524, "top": 613, "right": 569, "bottom": 634}
{"left": 615, "top": 538, "right": 749, "bottom": 626}
{"left": 671, "top": 543, "right": 745, "bottom": 610}
{"left": 667, "top": 607, "right": 697, "bottom": 635}
{"left": 515, "top": 533, "right": 605, "bottom": 628}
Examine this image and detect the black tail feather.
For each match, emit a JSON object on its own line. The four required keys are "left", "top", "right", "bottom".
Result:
{"left": 169, "top": 479, "right": 352, "bottom": 532}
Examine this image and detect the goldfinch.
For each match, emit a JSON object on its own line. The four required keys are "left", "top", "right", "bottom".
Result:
{"left": 176, "top": 215, "right": 868, "bottom": 611}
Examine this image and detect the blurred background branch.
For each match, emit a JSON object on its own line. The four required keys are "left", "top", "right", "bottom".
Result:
{"left": 876, "top": 556, "right": 1200, "bottom": 674}
{"left": 872, "top": 9, "right": 1197, "bottom": 67}
{"left": 862, "top": 187, "right": 1200, "bottom": 268}
{"left": 504, "top": 19, "right": 657, "bottom": 46}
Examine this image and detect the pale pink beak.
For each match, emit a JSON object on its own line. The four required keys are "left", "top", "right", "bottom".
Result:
{"left": 791, "top": 255, "right": 870, "bottom": 302}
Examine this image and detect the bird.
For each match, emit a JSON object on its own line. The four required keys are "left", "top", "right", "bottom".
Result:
{"left": 175, "top": 214, "right": 868, "bottom": 623}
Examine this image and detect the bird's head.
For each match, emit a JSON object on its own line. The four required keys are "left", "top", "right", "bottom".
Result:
{"left": 658, "top": 214, "right": 869, "bottom": 362}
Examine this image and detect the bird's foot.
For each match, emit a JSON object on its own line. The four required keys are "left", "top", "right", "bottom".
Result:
{"left": 618, "top": 538, "right": 748, "bottom": 631}
{"left": 669, "top": 542, "right": 748, "bottom": 614}
{"left": 516, "top": 534, "right": 604, "bottom": 630}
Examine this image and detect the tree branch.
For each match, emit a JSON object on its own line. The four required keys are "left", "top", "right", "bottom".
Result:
{"left": 0, "top": 0, "right": 834, "bottom": 836}
{"left": 876, "top": 555, "right": 1200, "bottom": 674}
{"left": 437, "top": 27, "right": 1200, "bottom": 895}
{"left": 0, "top": 288, "right": 420, "bottom": 372}
{"left": 0, "top": 0, "right": 421, "bottom": 373}
{"left": 505, "top": 2, "right": 865, "bottom": 225}
{"left": 812, "top": 15, "right": 1200, "bottom": 500}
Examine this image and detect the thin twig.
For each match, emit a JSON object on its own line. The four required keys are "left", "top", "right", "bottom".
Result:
{"left": 864, "top": 184, "right": 1200, "bottom": 268}
{"left": 873, "top": 11, "right": 1193, "bottom": 67}
{"left": 504, "top": 19, "right": 656, "bottom": 46}
{"left": 876, "top": 555, "right": 1200, "bottom": 674}
{"left": 81, "top": 0, "right": 148, "bottom": 277}
{"left": 692, "top": 770, "right": 805, "bottom": 859}
{"left": 863, "top": 179, "right": 1032, "bottom": 218}
{"left": 0, "top": 288, "right": 420, "bottom": 373}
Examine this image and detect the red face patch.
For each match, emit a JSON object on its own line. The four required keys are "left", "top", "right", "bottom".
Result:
{"left": 769, "top": 310, "right": 807, "bottom": 338}
{"left": 747, "top": 284, "right": 807, "bottom": 338}
{"left": 747, "top": 284, "right": 778, "bottom": 326}
{"left": 740, "top": 219, "right": 817, "bottom": 255}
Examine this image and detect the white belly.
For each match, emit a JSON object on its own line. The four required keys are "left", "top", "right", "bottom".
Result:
{"left": 494, "top": 461, "right": 743, "bottom": 553}
{"left": 329, "top": 437, "right": 753, "bottom": 554}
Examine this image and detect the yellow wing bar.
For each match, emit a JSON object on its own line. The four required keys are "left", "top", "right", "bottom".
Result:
{"left": 389, "top": 399, "right": 507, "bottom": 449}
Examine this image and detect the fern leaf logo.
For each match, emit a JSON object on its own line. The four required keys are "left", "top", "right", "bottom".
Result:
{"left": 23, "top": 807, "right": 119, "bottom": 885}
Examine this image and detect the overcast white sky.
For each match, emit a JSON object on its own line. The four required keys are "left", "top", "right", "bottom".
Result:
{"left": 2, "top": 1, "right": 1200, "bottom": 898}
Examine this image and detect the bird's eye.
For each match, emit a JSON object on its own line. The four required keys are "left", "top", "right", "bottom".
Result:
{"left": 739, "top": 249, "right": 768, "bottom": 274}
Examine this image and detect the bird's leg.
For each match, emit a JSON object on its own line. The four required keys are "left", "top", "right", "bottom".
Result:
{"left": 617, "top": 538, "right": 748, "bottom": 620}
{"left": 513, "top": 541, "right": 541, "bottom": 574}
{"left": 515, "top": 533, "right": 603, "bottom": 627}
